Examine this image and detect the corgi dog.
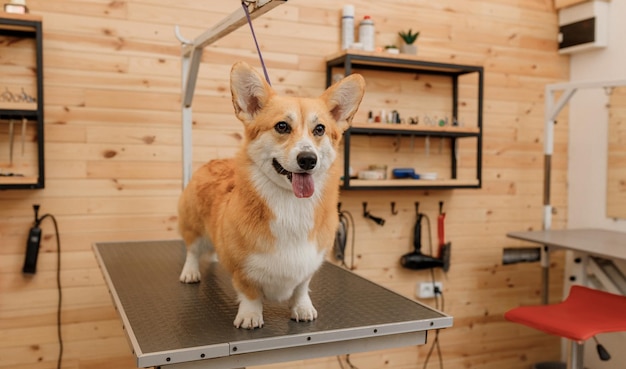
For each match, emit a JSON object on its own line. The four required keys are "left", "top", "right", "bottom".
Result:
{"left": 177, "top": 62, "right": 365, "bottom": 329}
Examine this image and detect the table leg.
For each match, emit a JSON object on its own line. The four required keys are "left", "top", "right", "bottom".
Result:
{"left": 541, "top": 245, "right": 550, "bottom": 304}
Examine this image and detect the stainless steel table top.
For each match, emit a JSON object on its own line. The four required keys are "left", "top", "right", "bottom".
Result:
{"left": 94, "top": 240, "right": 452, "bottom": 368}
{"left": 507, "top": 228, "right": 626, "bottom": 261}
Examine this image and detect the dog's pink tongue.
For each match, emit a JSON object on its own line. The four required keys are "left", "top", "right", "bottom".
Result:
{"left": 292, "top": 173, "right": 314, "bottom": 198}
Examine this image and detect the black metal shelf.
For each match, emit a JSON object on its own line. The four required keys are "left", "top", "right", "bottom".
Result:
{"left": 0, "top": 14, "right": 44, "bottom": 190}
{"left": 326, "top": 51, "right": 483, "bottom": 190}
{"left": 340, "top": 179, "right": 481, "bottom": 191}
{"left": 326, "top": 52, "right": 483, "bottom": 82}
{"left": 348, "top": 125, "right": 480, "bottom": 138}
{"left": 0, "top": 109, "right": 39, "bottom": 119}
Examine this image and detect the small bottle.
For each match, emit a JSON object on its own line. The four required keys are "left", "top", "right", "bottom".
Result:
{"left": 359, "top": 15, "right": 375, "bottom": 52}
{"left": 341, "top": 5, "right": 355, "bottom": 50}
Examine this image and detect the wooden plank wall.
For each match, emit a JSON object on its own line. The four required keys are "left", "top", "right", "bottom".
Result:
{"left": 0, "top": 0, "right": 570, "bottom": 368}
{"left": 607, "top": 86, "right": 626, "bottom": 219}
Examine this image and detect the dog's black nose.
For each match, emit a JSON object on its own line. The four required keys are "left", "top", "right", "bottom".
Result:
{"left": 297, "top": 152, "right": 317, "bottom": 170}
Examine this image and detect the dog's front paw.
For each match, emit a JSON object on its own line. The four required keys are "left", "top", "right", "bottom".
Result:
{"left": 179, "top": 251, "right": 201, "bottom": 283}
{"left": 291, "top": 303, "right": 318, "bottom": 322}
{"left": 234, "top": 296, "right": 264, "bottom": 329}
{"left": 234, "top": 311, "right": 264, "bottom": 329}
{"left": 179, "top": 264, "right": 201, "bottom": 283}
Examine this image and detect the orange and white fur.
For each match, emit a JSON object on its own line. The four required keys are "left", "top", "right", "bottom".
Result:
{"left": 177, "top": 62, "right": 365, "bottom": 329}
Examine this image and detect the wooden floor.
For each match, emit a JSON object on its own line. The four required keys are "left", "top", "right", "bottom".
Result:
{"left": 0, "top": 0, "right": 569, "bottom": 368}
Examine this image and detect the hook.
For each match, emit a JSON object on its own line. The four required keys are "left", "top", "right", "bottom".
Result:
{"left": 439, "top": 201, "right": 444, "bottom": 215}
{"left": 391, "top": 202, "right": 398, "bottom": 215}
{"left": 363, "top": 202, "right": 385, "bottom": 226}
{"left": 394, "top": 135, "right": 401, "bottom": 152}
{"left": 414, "top": 202, "right": 420, "bottom": 217}
{"left": 174, "top": 25, "right": 192, "bottom": 45}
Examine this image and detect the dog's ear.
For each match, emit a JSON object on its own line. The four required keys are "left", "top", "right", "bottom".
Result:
{"left": 230, "top": 62, "right": 274, "bottom": 123}
{"left": 320, "top": 74, "right": 365, "bottom": 131}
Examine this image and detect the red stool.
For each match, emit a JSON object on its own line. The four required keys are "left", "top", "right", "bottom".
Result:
{"left": 505, "top": 285, "right": 626, "bottom": 369}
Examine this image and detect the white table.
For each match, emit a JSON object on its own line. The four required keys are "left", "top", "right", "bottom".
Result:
{"left": 507, "top": 229, "right": 626, "bottom": 260}
{"left": 507, "top": 228, "right": 626, "bottom": 302}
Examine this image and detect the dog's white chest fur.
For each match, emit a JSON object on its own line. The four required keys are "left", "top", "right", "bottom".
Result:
{"left": 245, "top": 240, "right": 324, "bottom": 302}
{"left": 244, "top": 187, "right": 325, "bottom": 302}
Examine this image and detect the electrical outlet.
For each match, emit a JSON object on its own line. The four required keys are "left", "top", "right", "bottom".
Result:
{"left": 417, "top": 281, "right": 443, "bottom": 299}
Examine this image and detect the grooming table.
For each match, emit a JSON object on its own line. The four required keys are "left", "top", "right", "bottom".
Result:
{"left": 507, "top": 228, "right": 626, "bottom": 300}
{"left": 93, "top": 240, "right": 452, "bottom": 369}
{"left": 507, "top": 229, "right": 626, "bottom": 260}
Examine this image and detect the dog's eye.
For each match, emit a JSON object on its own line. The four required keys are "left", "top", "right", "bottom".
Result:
{"left": 313, "top": 124, "right": 325, "bottom": 136}
{"left": 274, "top": 121, "right": 291, "bottom": 134}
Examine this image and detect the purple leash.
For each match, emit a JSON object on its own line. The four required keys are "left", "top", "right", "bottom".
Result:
{"left": 242, "top": 1, "right": 272, "bottom": 86}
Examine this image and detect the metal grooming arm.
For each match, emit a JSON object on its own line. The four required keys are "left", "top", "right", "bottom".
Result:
{"left": 542, "top": 79, "right": 626, "bottom": 304}
{"left": 177, "top": 0, "right": 288, "bottom": 188}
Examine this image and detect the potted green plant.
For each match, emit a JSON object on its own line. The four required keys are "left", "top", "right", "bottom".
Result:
{"left": 384, "top": 44, "right": 399, "bottom": 54}
{"left": 398, "top": 29, "right": 419, "bottom": 55}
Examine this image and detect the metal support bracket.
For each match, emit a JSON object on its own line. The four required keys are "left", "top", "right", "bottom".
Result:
{"left": 541, "top": 78, "right": 626, "bottom": 304}
{"left": 543, "top": 78, "right": 626, "bottom": 228}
